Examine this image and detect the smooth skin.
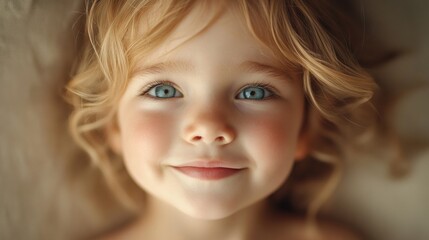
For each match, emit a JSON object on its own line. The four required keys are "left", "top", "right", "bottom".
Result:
{"left": 105, "top": 4, "right": 360, "bottom": 240}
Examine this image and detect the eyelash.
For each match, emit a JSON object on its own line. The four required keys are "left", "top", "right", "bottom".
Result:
{"left": 237, "top": 82, "right": 278, "bottom": 100}
{"left": 139, "top": 80, "right": 178, "bottom": 98}
{"left": 139, "top": 80, "right": 278, "bottom": 100}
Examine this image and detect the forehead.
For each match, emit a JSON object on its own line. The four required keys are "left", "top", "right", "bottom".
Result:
{"left": 134, "top": 2, "right": 282, "bottom": 72}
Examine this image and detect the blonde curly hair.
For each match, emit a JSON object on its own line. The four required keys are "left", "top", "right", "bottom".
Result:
{"left": 66, "top": 0, "right": 376, "bottom": 223}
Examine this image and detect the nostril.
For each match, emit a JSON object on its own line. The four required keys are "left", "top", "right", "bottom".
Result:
{"left": 215, "top": 136, "right": 225, "bottom": 142}
{"left": 190, "top": 135, "right": 226, "bottom": 143}
{"left": 192, "top": 136, "right": 202, "bottom": 141}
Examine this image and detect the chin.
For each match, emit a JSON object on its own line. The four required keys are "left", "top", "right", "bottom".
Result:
{"left": 181, "top": 207, "right": 236, "bottom": 221}
{"left": 176, "top": 197, "right": 242, "bottom": 220}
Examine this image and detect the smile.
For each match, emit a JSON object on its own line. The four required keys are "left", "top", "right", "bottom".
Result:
{"left": 173, "top": 166, "right": 244, "bottom": 180}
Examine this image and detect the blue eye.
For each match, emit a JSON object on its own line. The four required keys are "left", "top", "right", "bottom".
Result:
{"left": 237, "top": 86, "right": 273, "bottom": 100}
{"left": 147, "top": 84, "right": 183, "bottom": 98}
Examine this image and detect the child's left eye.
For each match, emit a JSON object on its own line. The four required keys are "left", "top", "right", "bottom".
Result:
{"left": 236, "top": 86, "right": 273, "bottom": 100}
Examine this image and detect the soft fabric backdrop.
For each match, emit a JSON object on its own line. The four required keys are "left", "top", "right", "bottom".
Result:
{"left": 0, "top": 0, "right": 428, "bottom": 239}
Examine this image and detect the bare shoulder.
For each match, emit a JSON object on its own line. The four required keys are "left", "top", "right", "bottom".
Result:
{"left": 316, "top": 220, "right": 363, "bottom": 240}
{"left": 270, "top": 214, "right": 362, "bottom": 240}
{"left": 91, "top": 227, "right": 126, "bottom": 240}
{"left": 93, "top": 227, "right": 136, "bottom": 240}
{"left": 91, "top": 218, "right": 141, "bottom": 240}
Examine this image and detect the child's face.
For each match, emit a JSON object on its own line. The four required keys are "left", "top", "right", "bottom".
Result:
{"left": 108, "top": 7, "right": 306, "bottom": 219}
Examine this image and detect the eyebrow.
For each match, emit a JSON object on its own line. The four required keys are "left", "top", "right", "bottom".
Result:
{"left": 133, "top": 60, "right": 293, "bottom": 80}
{"left": 238, "top": 61, "right": 293, "bottom": 80}
{"left": 133, "top": 60, "right": 195, "bottom": 76}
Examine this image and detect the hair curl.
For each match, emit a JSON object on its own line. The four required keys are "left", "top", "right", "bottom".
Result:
{"left": 66, "top": 0, "right": 377, "bottom": 224}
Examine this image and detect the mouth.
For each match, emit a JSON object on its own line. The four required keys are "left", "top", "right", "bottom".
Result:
{"left": 173, "top": 166, "right": 244, "bottom": 180}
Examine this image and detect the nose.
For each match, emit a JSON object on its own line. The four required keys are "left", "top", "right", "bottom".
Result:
{"left": 182, "top": 107, "right": 236, "bottom": 146}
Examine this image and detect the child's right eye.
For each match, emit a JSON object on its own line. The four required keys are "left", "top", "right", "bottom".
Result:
{"left": 142, "top": 81, "right": 183, "bottom": 99}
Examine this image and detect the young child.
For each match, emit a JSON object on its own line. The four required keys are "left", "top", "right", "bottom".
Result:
{"left": 66, "top": 0, "right": 376, "bottom": 239}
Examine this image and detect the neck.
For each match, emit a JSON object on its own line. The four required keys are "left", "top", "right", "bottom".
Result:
{"left": 134, "top": 196, "right": 273, "bottom": 240}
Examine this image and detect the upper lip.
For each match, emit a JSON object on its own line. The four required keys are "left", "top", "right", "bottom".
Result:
{"left": 171, "top": 158, "right": 246, "bottom": 169}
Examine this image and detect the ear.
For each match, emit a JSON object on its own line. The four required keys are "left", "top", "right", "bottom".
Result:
{"left": 105, "top": 117, "right": 123, "bottom": 155}
{"left": 295, "top": 102, "right": 312, "bottom": 161}
{"left": 294, "top": 131, "right": 309, "bottom": 161}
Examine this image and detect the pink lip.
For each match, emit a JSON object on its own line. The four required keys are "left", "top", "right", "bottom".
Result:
{"left": 175, "top": 159, "right": 244, "bottom": 168}
{"left": 173, "top": 166, "right": 243, "bottom": 180}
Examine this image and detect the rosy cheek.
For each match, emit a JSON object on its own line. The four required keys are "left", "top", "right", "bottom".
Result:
{"left": 121, "top": 111, "right": 174, "bottom": 166}
{"left": 242, "top": 116, "right": 301, "bottom": 168}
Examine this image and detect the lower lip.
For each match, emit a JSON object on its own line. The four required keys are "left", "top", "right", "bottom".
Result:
{"left": 174, "top": 167, "right": 242, "bottom": 180}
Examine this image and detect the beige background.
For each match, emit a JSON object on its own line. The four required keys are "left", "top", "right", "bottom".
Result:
{"left": 330, "top": 1, "right": 429, "bottom": 240}
{"left": 1, "top": 0, "right": 428, "bottom": 239}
